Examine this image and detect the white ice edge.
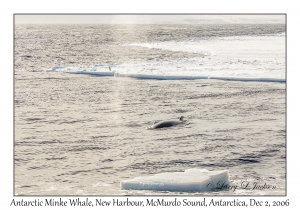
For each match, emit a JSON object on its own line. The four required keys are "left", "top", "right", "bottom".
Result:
{"left": 115, "top": 73, "right": 285, "bottom": 82}
{"left": 46, "top": 68, "right": 285, "bottom": 82}
{"left": 120, "top": 168, "right": 229, "bottom": 192}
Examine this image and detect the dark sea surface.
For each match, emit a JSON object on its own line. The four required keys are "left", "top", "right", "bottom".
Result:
{"left": 14, "top": 24, "right": 286, "bottom": 195}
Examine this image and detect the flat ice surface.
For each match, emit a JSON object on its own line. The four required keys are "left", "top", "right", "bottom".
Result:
{"left": 120, "top": 169, "right": 229, "bottom": 192}
{"left": 47, "top": 34, "right": 285, "bottom": 82}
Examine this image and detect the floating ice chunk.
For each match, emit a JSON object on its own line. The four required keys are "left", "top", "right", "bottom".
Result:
{"left": 45, "top": 65, "right": 114, "bottom": 76}
{"left": 66, "top": 71, "right": 114, "bottom": 76}
{"left": 120, "top": 169, "right": 229, "bottom": 192}
{"left": 46, "top": 66, "right": 64, "bottom": 72}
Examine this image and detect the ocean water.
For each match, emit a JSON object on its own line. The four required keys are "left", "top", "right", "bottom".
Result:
{"left": 14, "top": 24, "right": 286, "bottom": 195}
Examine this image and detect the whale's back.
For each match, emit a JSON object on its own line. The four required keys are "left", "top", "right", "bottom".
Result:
{"left": 152, "top": 120, "right": 181, "bottom": 129}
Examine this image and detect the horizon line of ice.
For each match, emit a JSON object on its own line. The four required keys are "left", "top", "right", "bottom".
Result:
{"left": 120, "top": 168, "right": 229, "bottom": 192}
{"left": 46, "top": 68, "right": 285, "bottom": 83}
{"left": 115, "top": 72, "right": 285, "bottom": 82}
{"left": 114, "top": 72, "right": 208, "bottom": 80}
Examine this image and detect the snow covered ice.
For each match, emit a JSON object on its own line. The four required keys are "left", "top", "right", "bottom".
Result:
{"left": 120, "top": 169, "right": 229, "bottom": 192}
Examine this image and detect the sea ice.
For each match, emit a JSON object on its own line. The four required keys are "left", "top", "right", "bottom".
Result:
{"left": 46, "top": 34, "right": 285, "bottom": 82}
{"left": 46, "top": 65, "right": 114, "bottom": 76}
{"left": 120, "top": 168, "right": 229, "bottom": 192}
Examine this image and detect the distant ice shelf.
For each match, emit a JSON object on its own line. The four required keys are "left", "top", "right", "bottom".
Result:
{"left": 120, "top": 168, "right": 229, "bottom": 192}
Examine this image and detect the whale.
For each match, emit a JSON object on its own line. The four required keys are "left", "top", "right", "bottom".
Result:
{"left": 149, "top": 116, "right": 186, "bottom": 129}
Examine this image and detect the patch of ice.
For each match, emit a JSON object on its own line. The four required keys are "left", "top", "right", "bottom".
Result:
{"left": 120, "top": 168, "right": 229, "bottom": 192}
